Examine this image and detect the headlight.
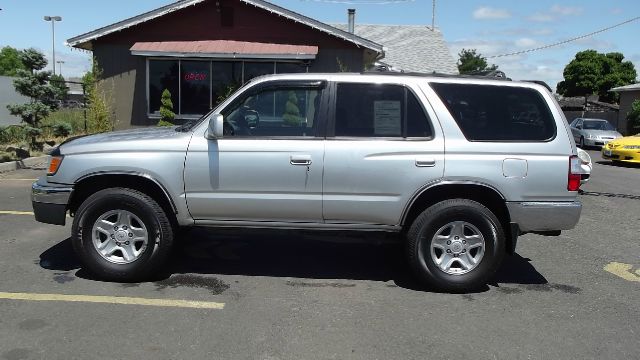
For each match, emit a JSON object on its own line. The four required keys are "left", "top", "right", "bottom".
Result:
{"left": 623, "top": 145, "right": 640, "bottom": 149}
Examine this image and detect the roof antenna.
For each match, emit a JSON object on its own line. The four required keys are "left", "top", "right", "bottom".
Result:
{"left": 431, "top": 0, "right": 436, "bottom": 31}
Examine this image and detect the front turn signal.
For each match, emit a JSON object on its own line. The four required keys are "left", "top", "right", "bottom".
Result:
{"left": 47, "top": 156, "right": 63, "bottom": 176}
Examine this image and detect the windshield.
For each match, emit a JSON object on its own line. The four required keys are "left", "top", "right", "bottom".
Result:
{"left": 583, "top": 120, "right": 614, "bottom": 131}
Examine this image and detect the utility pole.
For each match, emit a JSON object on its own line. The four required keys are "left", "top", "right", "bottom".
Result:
{"left": 44, "top": 16, "right": 62, "bottom": 75}
{"left": 57, "top": 60, "right": 65, "bottom": 76}
{"left": 432, "top": 0, "right": 436, "bottom": 31}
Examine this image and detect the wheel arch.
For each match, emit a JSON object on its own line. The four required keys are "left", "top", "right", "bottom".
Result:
{"left": 68, "top": 172, "right": 178, "bottom": 227}
{"left": 401, "top": 181, "right": 514, "bottom": 251}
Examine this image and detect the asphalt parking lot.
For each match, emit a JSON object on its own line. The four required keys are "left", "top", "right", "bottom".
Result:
{"left": 0, "top": 149, "right": 638, "bottom": 360}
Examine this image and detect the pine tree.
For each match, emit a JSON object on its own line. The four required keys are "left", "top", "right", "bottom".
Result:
{"left": 6, "top": 48, "right": 58, "bottom": 150}
{"left": 282, "top": 91, "right": 302, "bottom": 126}
{"left": 159, "top": 89, "right": 175, "bottom": 125}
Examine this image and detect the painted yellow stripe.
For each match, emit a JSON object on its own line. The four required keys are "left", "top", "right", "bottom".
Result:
{"left": 0, "top": 292, "right": 225, "bottom": 309}
{"left": 0, "top": 210, "right": 35, "bottom": 215}
{"left": 604, "top": 262, "right": 640, "bottom": 282}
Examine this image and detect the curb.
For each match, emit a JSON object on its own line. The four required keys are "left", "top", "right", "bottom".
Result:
{"left": 0, "top": 155, "right": 50, "bottom": 173}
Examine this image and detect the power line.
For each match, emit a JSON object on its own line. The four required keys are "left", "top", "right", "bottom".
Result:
{"left": 488, "top": 16, "right": 640, "bottom": 59}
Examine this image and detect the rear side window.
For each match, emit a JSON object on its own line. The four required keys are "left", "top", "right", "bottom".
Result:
{"left": 430, "top": 83, "right": 556, "bottom": 141}
{"left": 334, "top": 83, "right": 432, "bottom": 138}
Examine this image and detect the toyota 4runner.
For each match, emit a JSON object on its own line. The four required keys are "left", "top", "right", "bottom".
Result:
{"left": 32, "top": 73, "right": 584, "bottom": 291}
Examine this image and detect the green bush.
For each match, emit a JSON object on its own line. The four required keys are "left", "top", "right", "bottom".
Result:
{"left": 0, "top": 125, "right": 27, "bottom": 144}
{"left": 52, "top": 122, "right": 73, "bottom": 137}
{"left": 157, "top": 119, "right": 175, "bottom": 127}
{"left": 43, "top": 109, "right": 86, "bottom": 134}
{"left": 627, "top": 99, "right": 640, "bottom": 135}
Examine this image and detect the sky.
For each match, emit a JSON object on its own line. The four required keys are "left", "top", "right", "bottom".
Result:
{"left": 0, "top": 0, "right": 638, "bottom": 91}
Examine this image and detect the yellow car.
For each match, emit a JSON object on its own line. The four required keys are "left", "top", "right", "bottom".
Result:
{"left": 602, "top": 135, "right": 640, "bottom": 163}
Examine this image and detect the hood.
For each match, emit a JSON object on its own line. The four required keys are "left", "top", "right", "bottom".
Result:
{"left": 582, "top": 129, "right": 621, "bottom": 137}
{"left": 607, "top": 135, "right": 640, "bottom": 146}
{"left": 60, "top": 126, "right": 193, "bottom": 155}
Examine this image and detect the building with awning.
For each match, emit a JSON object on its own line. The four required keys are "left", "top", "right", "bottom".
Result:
{"left": 67, "top": 0, "right": 455, "bottom": 127}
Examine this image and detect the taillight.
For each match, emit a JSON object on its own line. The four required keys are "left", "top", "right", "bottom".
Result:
{"left": 568, "top": 155, "right": 581, "bottom": 191}
{"left": 47, "top": 156, "right": 63, "bottom": 176}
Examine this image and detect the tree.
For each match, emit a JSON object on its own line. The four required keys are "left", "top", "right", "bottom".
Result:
{"left": 159, "top": 89, "right": 175, "bottom": 125}
{"left": 6, "top": 48, "right": 59, "bottom": 150}
{"left": 457, "top": 49, "right": 498, "bottom": 74}
{"left": 557, "top": 50, "right": 637, "bottom": 103}
{"left": 627, "top": 99, "right": 640, "bottom": 135}
{"left": 0, "top": 46, "right": 26, "bottom": 76}
{"left": 282, "top": 91, "right": 303, "bottom": 126}
{"left": 50, "top": 73, "right": 69, "bottom": 101}
{"left": 83, "top": 58, "right": 115, "bottom": 133}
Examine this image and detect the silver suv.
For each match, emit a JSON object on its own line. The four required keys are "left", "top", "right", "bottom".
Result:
{"left": 32, "top": 73, "right": 584, "bottom": 291}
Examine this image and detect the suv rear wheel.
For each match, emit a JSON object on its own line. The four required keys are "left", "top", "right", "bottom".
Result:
{"left": 71, "top": 188, "right": 174, "bottom": 282}
{"left": 406, "top": 199, "right": 505, "bottom": 292}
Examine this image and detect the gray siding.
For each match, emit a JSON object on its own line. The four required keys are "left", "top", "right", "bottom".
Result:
{"left": 618, "top": 91, "right": 640, "bottom": 135}
{"left": 94, "top": 44, "right": 150, "bottom": 129}
{"left": 0, "top": 76, "right": 30, "bottom": 127}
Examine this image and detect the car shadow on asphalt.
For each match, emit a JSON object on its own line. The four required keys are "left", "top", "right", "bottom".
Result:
{"left": 39, "top": 228, "right": 548, "bottom": 294}
{"left": 596, "top": 160, "right": 640, "bottom": 169}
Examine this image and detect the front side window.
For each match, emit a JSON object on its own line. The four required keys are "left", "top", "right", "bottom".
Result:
{"left": 430, "top": 83, "right": 556, "bottom": 141}
{"left": 334, "top": 83, "right": 432, "bottom": 138}
{"left": 221, "top": 85, "right": 322, "bottom": 137}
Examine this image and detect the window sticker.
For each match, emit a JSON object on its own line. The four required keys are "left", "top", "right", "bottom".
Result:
{"left": 374, "top": 100, "right": 402, "bottom": 135}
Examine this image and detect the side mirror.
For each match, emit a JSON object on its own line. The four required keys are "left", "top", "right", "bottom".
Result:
{"left": 207, "top": 114, "right": 224, "bottom": 139}
{"left": 576, "top": 125, "right": 582, "bottom": 130}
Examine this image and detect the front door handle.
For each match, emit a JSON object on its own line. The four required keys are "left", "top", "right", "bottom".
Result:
{"left": 290, "top": 155, "right": 312, "bottom": 166}
{"left": 415, "top": 158, "right": 436, "bottom": 167}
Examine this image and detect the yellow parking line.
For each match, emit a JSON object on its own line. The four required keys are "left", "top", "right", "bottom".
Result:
{"left": 0, "top": 210, "right": 35, "bottom": 215}
{"left": 604, "top": 262, "right": 640, "bottom": 282}
{"left": 0, "top": 292, "right": 225, "bottom": 309}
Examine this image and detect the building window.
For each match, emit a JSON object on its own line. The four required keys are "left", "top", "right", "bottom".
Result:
{"left": 148, "top": 59, "right": 309, "bottom": 118}
{"left": 244, "top": 62, "right": 275, "bottom": 83}
{"left": 149, "top": 60, "right": 179, "bottom": 114}
{"left": 181, "top": 61, "right": 211, "bottom": 115}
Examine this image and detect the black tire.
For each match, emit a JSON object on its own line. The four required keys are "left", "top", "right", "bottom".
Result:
{"left": 579, "top": 136, "right": 585, "bottom": 149}
{"left": 71, "top": 187, "right": 174, "bottom": 282}
{"left": 406, "top": 199, "right": 505, "bottom": 292}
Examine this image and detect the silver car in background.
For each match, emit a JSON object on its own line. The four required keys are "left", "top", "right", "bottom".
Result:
{"left": 569, "top": 118, "right": 622, "bottom": 148}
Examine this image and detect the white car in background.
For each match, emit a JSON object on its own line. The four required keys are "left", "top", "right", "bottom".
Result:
{"left": 569, "top": 118, "right": 622, "bottom": 148}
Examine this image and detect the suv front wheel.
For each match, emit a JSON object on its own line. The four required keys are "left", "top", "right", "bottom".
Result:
{"left": 71, "top": 188, "right": 174, "bottom": 282}
{"left": 406, "top": 199, "right": 505, "bottom": 292}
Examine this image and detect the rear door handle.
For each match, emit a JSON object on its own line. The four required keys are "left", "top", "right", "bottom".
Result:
{"left": 290, "top": 155, "right": 312, "bottom": 166}
{"left": 415, "top": 158, "right": 436, "bottom": 167}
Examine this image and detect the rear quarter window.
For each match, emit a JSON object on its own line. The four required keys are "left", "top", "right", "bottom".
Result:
{"left": 430, "top": 83, "right": 556, "bottom": 141}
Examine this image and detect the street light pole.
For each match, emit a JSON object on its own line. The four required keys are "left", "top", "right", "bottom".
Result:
{"left": 43, "top": 16, "right": 62, "bottom": 75}
{"left": 56, "top": 60, "right": 65, "bottom": 76}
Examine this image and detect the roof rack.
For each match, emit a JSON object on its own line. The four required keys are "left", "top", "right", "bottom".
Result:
{"left": 361, "top": 69, "right": 512, "bottom": 81}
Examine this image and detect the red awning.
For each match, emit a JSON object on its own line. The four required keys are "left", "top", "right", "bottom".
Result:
{"left": 130, "top": 40, "right": 318, "bottom": 60}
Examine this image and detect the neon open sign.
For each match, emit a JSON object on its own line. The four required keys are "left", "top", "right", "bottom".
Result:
{"left": 184, "top": 72, "right": 208, "bottom": 81}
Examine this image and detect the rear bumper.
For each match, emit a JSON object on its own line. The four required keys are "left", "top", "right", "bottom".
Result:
{"left": 506, "top": 201, "right": 582, "bottom": 233}
{"left": 31, "top": 178, "right": 73, "bottom": 226}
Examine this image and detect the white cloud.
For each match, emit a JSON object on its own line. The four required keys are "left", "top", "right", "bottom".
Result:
{"left": 515, "top": 38, "right": 540, "bottom": 48}
{"left": 473, "top": 7, "right": 511, "bottom": 20}
{"left": 41, "top": 48, "right": 91, "bottom": 78}
{"left": 527, "top": 13, "right": 554, "bottom": 22}
{"left": 550, "top": 5, "right": 583, "bottom": 16}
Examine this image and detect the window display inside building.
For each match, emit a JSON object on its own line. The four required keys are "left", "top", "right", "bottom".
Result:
{"left": 148, "top": 59, "right": 307, "bottom": 118}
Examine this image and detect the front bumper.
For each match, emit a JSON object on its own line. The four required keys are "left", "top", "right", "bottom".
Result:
{"left": 602, "top": 148, "right": 640, "bottom": 163}
{"left": 31, "top": 177, "right": 73, "bottom": 225}
{"left": 506, "top": 201, "right": 582, "bottom": 233}
{"left": 584, "top": 138, "right": 615, "bottom": 147}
